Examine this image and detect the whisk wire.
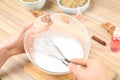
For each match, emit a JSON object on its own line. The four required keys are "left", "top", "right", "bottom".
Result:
{"left": 42, "top": 35, "right": 70, "bottom": 66}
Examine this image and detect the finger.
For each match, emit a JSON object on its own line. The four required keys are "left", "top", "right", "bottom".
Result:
{"left": 25, "top": 26, "right": 49, "bottom": 43}
{"left": 68, "top": 63, "right": 82, "bottom": 76}
{"left": 16, "top": 22, "right": 33, "bottom": 39}
{"left": 22, "top": 22, "right": 33, "bottom": 33}
{"left": 71, "top": 58, "right": 89, "bottom": 66}
{"left": 17, "top": 22, "right": 33, "bottom": 37}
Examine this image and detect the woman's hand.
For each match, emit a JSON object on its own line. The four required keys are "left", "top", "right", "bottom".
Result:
{"left": 0, "top": 22, "right": 49, "bottom": 57}
{"left": 69, "top": 58, "right": 107, "bottom": 80}
{"left": 0, "top": 22, "right": 49, "bottom": 67}
{"left": 0, "top": 22, "right": 33, "bottom": 56}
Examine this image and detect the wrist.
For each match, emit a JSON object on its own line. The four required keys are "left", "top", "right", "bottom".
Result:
{"left": 8, "top": 47, "right": 19, "bottom": 56}
{"left": 8, "top": 45, "right": 24, "bottom": 56}
{"left": 0, "top": 41, "right": 12, "bottom": 57}
{"left": 2, "top": 46, "right": 19, "bottom": 57}
{"left": 2, "top": 47, "right": 12, "bottom": 58}
{"left": 0, "top": 47, "right": 11, "bottom": 67}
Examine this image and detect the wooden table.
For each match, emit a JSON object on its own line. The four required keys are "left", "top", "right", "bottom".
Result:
{"left": 0, "top": 0, "right": 120, "bottom": 80}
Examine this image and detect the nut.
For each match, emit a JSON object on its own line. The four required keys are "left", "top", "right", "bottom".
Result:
{"left": 56, "top": 9, "right": 63, "bottom": 13}
{"left": 61, "top": 15, "right": 69, "bottom": 23}
{"left": 101, "top": 22, "right": 116, "bottom": 35}
{"left": 32, "top": 10, "right": 43, "bottom": 17}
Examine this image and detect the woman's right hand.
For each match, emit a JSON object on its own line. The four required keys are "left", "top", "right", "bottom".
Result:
{"left": 69, "top": 58, "right": 107, "bottom": 80}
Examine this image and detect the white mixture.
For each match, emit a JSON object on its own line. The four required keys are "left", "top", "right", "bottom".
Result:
{"left": 31, "top": 34, "right": 84, "bottom": 73}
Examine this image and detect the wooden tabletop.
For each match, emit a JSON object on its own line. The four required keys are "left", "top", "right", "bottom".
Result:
{"left": 0, "top": 0, "right": 120, "bottom": 80}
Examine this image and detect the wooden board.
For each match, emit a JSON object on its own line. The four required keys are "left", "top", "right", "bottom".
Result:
{"left": 24, "top": 63, "right": 120, "bottom": 80}
{"left": 24, "top": 63, "right": 74, "bottom": 80}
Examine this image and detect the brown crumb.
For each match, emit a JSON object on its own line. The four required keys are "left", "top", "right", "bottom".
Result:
{"left": 101, "top": 22, "right": 116, "bottom": 35}
{"left": 108, "top": 29, "right": 115, "bottom": 35}
{"left": 111, "top": 26, "right": 115, "bottom": 30}
{"left": 32, "top": 10, "right": 43, "bottom": 17}
{"left": 61, "top": 15, "right": 69, "bottom": 23}
{"left": 56, "top": 9, "right": 63, "bottom": 13}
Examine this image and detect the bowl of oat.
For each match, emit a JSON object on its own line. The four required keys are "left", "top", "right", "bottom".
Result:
{"left": 57, "top": 0, "right": 90, "bottom": 14}
{"left": 24, "top": 13, "right": 91, "bottom": 75}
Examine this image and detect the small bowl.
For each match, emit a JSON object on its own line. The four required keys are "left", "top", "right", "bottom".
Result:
{"left": 20, "top": 0, "right": 46, "bottom": 10}
{"left": 24, "top": 13, "right": 91, "bottom": 75}
{"left": 57, "top": 0, "right": 90, "bottom": 14}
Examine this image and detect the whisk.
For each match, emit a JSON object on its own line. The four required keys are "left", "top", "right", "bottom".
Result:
{"left": 40, "top": 34, "right": 70, "bottom": 66}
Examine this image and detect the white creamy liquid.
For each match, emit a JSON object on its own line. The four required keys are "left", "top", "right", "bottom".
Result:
{"left": 31, "top": 35, "right": 84, "bottom": 73}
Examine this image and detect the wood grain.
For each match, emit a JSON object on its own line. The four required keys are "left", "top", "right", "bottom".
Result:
{"left": 0, "top": 0, "right": 120, "bottom": 80}
{"left": 24, "top": 63, "right": 74, "bottom": 80}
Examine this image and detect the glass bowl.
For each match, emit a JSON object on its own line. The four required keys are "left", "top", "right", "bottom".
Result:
{"left": 24, "top": 13, "right": 91, "bottom": 75}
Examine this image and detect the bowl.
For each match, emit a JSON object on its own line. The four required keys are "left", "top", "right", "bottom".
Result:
{"left": 57, "top": 0, "right": 90, "bottom": 14}
{"left": 20, "top": 0, "right": 46, "bottom": 10}
{"left": 24, "top": 13, "right": 91, "bottom": 75}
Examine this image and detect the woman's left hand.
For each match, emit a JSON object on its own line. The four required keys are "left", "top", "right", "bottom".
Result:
{"left": 0, "top": 22, "right": 49, "bottom": 57}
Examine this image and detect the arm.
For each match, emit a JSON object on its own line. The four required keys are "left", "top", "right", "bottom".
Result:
{"left": 0, "top": 22, "right": 33, "bottom": 68}
{"left": 0, "top": 47, "right": 11, "bottom": 67}
{"left": 0, "top": 22, "right": 49, "bottom": 68}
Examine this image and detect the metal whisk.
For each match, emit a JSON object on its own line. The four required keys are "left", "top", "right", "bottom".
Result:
{"left": 40, "top": 35, "right": 70, "bottom": 66}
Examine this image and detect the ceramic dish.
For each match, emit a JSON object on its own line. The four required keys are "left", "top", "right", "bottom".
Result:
{"left": 57, "top": 0, "right": 90, "bottom": 14}
{"left": 24, "top": 13, "right": 91, "bottom": 75}
{"left": 20, "top": 0, "right": 46, "bottom": 10}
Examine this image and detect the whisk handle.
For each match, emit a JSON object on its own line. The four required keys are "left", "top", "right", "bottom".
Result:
{"left": 62, "top": 59, "right": 70, "bottom": 66}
